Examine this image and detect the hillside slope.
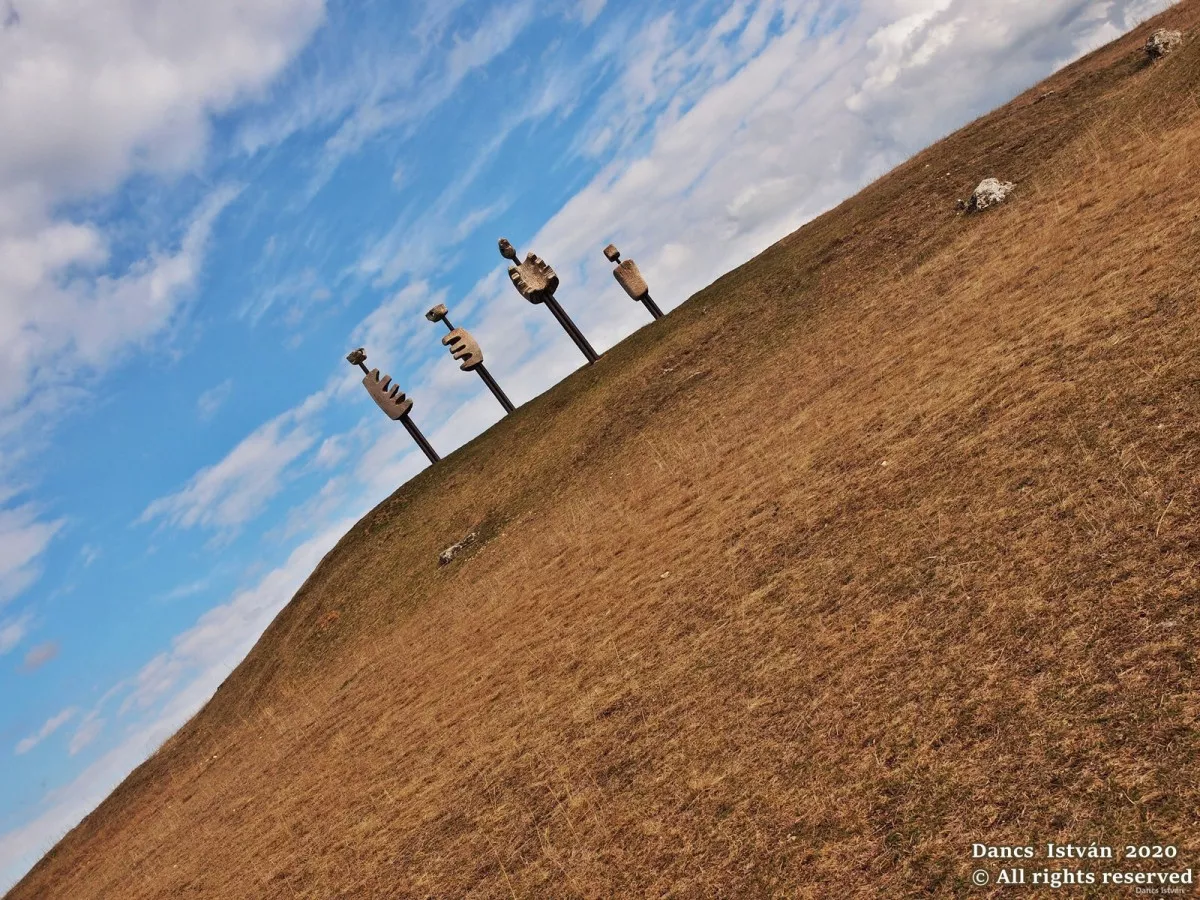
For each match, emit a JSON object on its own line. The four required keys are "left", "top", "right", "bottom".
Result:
{"left": 9, "top": 5, "right": 1200, "bottom": 897}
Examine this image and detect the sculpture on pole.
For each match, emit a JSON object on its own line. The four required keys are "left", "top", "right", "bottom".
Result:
{"left": 425, "top": 304, "right": 515, "bottom": 414}
{"left": 604, "top": 244, "right": 663, "bottom": 320}
{"left": 346, "top": 348, "right": 440, "bottom": 465}
{"left": 498, "top": 237, "right": 599, "bottom": 364}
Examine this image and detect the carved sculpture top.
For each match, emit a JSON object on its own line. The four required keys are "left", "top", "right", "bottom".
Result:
{"left": 361, "top": 369, "right": 414, "bottom": 419}
{"left": 442, "top": 328, "right": 483, "bottom": 371}
{"left": 603, "top": 243, "right": 649, "bottom": 300}
{"left": 498, "top": 237, "right": 558, "bottom": 303}
{"left": 346, "top": 347, "right": 367, "bottom": 367}
{"left": 425, "top": 303, "right": 449, "bottom": 323}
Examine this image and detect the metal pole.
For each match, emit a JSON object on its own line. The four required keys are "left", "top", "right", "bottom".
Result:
{"left": 641, "top": 294, "right": 664, "bottom": 320}
{"left": 438, "top": 316, "right": 515, "bottom": 414}
{"left": 475, "top": 363, "right": 515, "bottom": 413}
{"left": 401, "top": 414, "right": 440, "bottom": 464}
{"left": 543, "top": 294, "right": 599, "bottom": 364}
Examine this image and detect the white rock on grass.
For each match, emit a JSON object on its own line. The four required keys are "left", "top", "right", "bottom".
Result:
{"left": 963, "top": 178, "right": 1015, "bottom": 212}
{"left": 438, "top": 531, "right": 477, "bottom": 565}
{"left": 1146, "top": 29, "right": 1183, "bottom": 59}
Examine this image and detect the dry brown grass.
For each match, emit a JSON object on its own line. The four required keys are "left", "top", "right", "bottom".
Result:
{"left": 9, "top": 5, "right": 1200, "bottom": 897}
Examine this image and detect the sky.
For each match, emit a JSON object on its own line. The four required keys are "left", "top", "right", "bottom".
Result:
{"left": 0, "top": 0, "right": 1178, "bottom": 890}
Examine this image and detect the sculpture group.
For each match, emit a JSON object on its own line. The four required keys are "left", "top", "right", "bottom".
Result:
{"left": 348, "top": 238, "right": 662, "bottom": 464}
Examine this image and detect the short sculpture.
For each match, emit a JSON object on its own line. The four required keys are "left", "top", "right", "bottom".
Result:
{"left": 498, "top": 238, "right": 598, "bottom": 364}
{"left": 346, "top": 348, "right": 440, "bottom": 464}
{"left": 426, "top": 304, "right": 515, "bottom": 414}
{"left": 603, "top": 244, "right": 663, "bottom": 319}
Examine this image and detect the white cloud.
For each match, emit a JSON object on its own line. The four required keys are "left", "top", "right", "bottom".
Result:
{"left": 234, "top": 0, "right": 471, "bottom": 157}
{"left": 240, "top": 265, "right": 332, "bottom": 327}
{"left": 352, "top": 282, "right": 447, "bottom": 359}
{"left": 196, "top": 379, "right": 234, "bottom": 420}
{"left": 0, "top": 0, "right": 327, "bottom": 606}
{"left": 0, "top": 505, "right": 62, "bottom": 605}
{"left": 0, "top": 612, "right": 31, "bottom": 656}
{"left": 313, "top": 436, "right": 350, "bottom": 470}
{"left": 63, "top": 681, "right": 126, "bottom": 758}
{"left": 0, "top": 0, "right": 326, "bottom": 414}
{"left": 576, "top": 0, "right": 609, "bottom": 26}
{"left": 14, "top": 708, "right": 77, "bottom": 756}
{"left": 157, "top": 579, "right": 211, "bottom": 603}
{"left": 0, "top": 184, "right": 241, "bottom": 417}
{"left": 235, "top": 0, "right": 541, "bottom": 201}
{"left": 269, "top": 474, "right": 351, "bottom": 543}
{"left": 138, "top": 407, "right": 323, "bottom": 536}
{"left": 68, "top": 713, "right": 105, "bottom": 757}
{"left": 308, "top": 0, "right": 536, "bottom": 195}
{"left": 0, "top": 0, "right": 325, "bottom": 199}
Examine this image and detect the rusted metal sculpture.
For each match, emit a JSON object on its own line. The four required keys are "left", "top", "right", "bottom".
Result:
{"left": 498, "top": 238, "right": 598, "bottom": 364}
{"left": 425, "top": 304, "right": 515, "bottom": 414}
{"left": 604, "top": 244, "right": 663, "bottom": 319}
{"left": 346, "top": 348, "right": 439, "bottom": 464}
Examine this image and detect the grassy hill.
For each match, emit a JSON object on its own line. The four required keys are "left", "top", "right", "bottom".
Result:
{"left": 9, "top": 4, "right": 1200, "bottom": 897}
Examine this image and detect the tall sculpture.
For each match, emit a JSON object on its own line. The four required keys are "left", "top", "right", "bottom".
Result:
{"left": 604, "top": 244, "right": 663, "bottom": 319}
{"left": 498, "top": 238, "right": 599, "bottom": 364}
{"left": 346, "top": 348, "right": 440, "bottom": 464}
{"left": 425, "top": 304, "right": 515, "bottom": 414}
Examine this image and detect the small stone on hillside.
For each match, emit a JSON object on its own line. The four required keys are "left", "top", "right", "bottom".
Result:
{"left": 963, "top": 178, "right": 1015, "bottom": 212}
{"left": 1146, "top": 29, "right": 1183, "bottom": 59}
{"left": 438, "top": 532, "right": 477, "bottom": 565}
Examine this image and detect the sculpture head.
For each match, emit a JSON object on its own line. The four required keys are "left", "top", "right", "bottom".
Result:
{"left": 442, "top": 328, "right": 483, "bottom": 371}
{"left": 425, "top": 303, "right": 448, "bottom": 323}
{"left": 345, "top": 347, "right": 367, "bottom": 367}
{"left": 603, "top": 244, "right": 621, "bottom": 263}
{"left": 612, "top": 259, "right": 649, "bottom": 301}
{"left": 507, "top": 252, "right": 559, "bottom": 302}
{"left": 498, "top": 237, "right": 519, "bottom": 262}
{"left": 361, "top": 369, "right": 413, "bottom": 420}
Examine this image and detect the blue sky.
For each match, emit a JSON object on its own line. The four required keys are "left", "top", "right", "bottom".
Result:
{"left": 0, "top": 0, "right": 1175, "bottom": 888}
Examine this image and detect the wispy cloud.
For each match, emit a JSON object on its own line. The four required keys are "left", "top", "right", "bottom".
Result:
{"left": 0, "top": 613, "right": 31, "bottom": 656}
{"left": 68, "top": 713, "right": 105, "bottom": 757}
{"left": 313, "top": 435, "right": 351, "bottom": 470}
{"left": 305, "top": 0, "right": 538, "bottom": 197}
{"left": 196, "top": 379, "right": 234, "bottom": 421}
{"left": 156, "top": 579, "right": 211, "bottom": 604}
{"left": 138, "top": 408, "right": 323, "bottom": 538}
{"left": 21, "top": 642, "right": 58, "bottom": 673}
{"left": 14, "top": 708, "right": 77, "bottom": 756}
{"left": 0, "top": 0, "right": 323, "bottom": 621}
{"left": 0, "top": 183, "right": 244, "bottom": 459}
{"left": 0, "top": 505, "right": 62, "bottom": 606}
{"left": 575, "top": 0, "right": 608, "bottom": 26}
{"left": 0, "top": 0, "right": 320, "bottom": 418}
